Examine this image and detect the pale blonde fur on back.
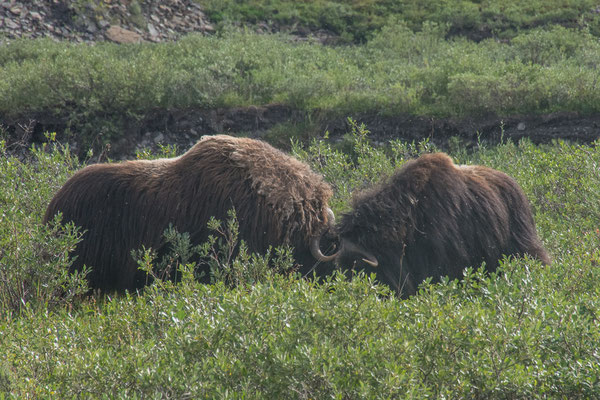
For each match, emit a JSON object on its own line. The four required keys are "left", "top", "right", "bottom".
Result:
{"left": 190, "top": 135, "right": 333, "bottom": 240}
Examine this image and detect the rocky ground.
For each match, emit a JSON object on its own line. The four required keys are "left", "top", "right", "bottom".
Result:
{"left": 0, "top": 0, "right": 214, "bottom": 43}
{"left": 1, "top": 1, "right": 599, "bottom": 158}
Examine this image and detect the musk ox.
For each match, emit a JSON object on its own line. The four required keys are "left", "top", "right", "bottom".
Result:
{"left": 331, "top": 152, "right": 550, "bottom": 297}
{"left": 44, "top": 134, "right": 337, "bottom": 292}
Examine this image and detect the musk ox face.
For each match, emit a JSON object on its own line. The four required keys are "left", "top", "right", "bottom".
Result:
{"left": 334, "top": 201, "right": 414, "bottom": 294}
{"left": 332, "top": 152, "right": 550, "bottom": 297}
{"left": 44, "top": 134, "right": 336, "bottom": 292}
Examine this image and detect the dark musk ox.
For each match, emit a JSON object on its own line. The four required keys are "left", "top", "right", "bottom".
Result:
{"left": 43, "top": 135, "right": 337, "bottom": 292}
{"left": 331, "top": 152, "right": 550, "bottom": 297}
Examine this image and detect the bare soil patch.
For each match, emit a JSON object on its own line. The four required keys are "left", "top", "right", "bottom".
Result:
{"left": 3, "top": 106, "right": 600, "bottom": 159}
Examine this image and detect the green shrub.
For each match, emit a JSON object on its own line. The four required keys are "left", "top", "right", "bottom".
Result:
{"left": 133, "top": 210, "right": 296, "bottom": 291}
{"left": 202, "top": 0, "right": 600, "bottom": 43}
{"left": 2, "top": 255, "right": 600, "bottom": 397}
{"left": 2, "top": 131, "right": 600, "bottom": 398}
{"left": 0, "top": 135, "right": 88, "bottom": 317}
{"left": 510, "top": 26, "right": 593, "bottom": 65}
{"left": 199, "top": 211, "right": 296, "bottom": 288}
{"left": 3, "top": 27, "right": 600, "bottom": 149}
{"left": 293, "top": 118, "right": 436, "bottom": 213}
{"left": 472, "top": 139, "right": 600, "bottom": 258}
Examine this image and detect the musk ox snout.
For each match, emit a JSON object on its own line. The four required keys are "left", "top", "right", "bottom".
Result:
{"left": 335, "top": 152, "right": 550, "bottom": 297}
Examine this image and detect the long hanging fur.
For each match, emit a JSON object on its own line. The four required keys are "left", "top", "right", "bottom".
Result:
{"left": 336, "top": 152, "right": 550, "bottom": 297}
{"left": 44, "top": 135, "right": 334, "bottom": 292}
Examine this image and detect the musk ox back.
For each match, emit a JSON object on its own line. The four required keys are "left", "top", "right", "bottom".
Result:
{"left": 334, "top": 152, "right": 550, "bottom": 297}
{"left": 43, "top": 135, "right": 335, "bottom": 292}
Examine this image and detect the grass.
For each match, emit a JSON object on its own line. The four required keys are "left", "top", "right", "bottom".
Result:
{"left": 1, "top": 124, "right": 600, "bottom": 397}
{"left": 2, "top": 25, "right": 600, "bottom": 147}
{"left": 201, "top": 0, "right": 600, "bottom": 42}
{"left": 61, "top": 0, "right": 600, "bottom": 43}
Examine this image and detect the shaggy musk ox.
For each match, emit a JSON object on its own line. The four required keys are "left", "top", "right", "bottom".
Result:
{"left": 43, "top": 135, "right": 337, "bottom": 292}
{"left": 332, "top": 152, "right": 550, "bottom": 297}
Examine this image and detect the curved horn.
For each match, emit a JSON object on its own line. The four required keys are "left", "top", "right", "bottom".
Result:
{"left": 310, "top": 234, "right": 339, "bottom": 262}
{"left": 362, "top": 257, "right": 379, "bottom": 268}
{"left": 339, "top": 239, "right": 378, "bottom": 267}
{"left": 309, "top": 207, "right": 340, "bottom": 262}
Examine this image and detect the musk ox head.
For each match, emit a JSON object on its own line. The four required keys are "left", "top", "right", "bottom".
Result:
{"left": 44, "top": 134, "right": 336, "bottom": 292}
{"left": 331, "top": 152, "right": 550, "bottom": 297}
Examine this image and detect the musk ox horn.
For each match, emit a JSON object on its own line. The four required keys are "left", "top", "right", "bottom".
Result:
{"left": 362, "top": 257, "right": 379, "bottom": 267}
{"left": 339, "top": 239, "right": 379, "bottom": 267}
{"left": 310, "top": 235, "right": 338, "bottom": 262}
{"left": 309, "top": 208, "right": 339, "bottom": 262}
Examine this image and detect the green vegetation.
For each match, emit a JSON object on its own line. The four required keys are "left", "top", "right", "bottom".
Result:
{"left": 2, "top": 24, "right": 600, "bottom": 146}
{"left": 0, "top": 135, "right": 88, "bottom": 317}
{"left": 1, "top": 123, "right": 600, "bottom": 397}
{"left": 2, "top": 2, "right": 600, "bottom": 396}
{"left": 203, "top": 0, "right": 600, "bottom": 42}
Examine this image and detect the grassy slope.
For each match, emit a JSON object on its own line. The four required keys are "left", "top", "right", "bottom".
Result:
{"left": 2, "top": 0, "right": 600, "bottom": 148}
{"left": 1, "top": 25, "right": 600, "bottom": 146}
{"left": 202, "top": 0, "right": 600, "bottom": 42}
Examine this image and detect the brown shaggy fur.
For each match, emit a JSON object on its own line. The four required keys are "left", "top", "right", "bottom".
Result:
{"left": 43, "top": 135, "right": 334, "bottom": 292}
{"left": 336, "top": 152, "right": 550, "bottom": 297}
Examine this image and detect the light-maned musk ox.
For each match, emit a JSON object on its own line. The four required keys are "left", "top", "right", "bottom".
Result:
{"left": 43, "top": 134, "right": 337, "bottom": 292}
{"left": 332, "top": 152, "right": 550, "bottom": 297}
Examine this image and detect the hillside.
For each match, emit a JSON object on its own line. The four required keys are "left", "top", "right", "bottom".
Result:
{"left": 1, "top": 1, "right": 600, "bottom": 157}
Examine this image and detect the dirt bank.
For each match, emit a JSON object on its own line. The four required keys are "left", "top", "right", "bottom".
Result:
{"left": 3, "top": 106, "right": 599, "bottom": 159}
